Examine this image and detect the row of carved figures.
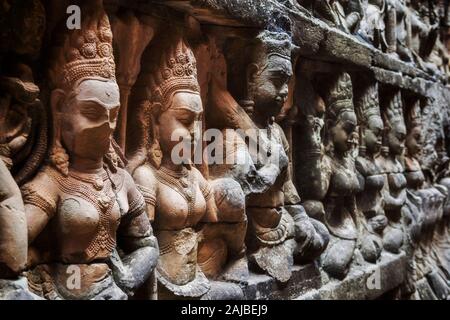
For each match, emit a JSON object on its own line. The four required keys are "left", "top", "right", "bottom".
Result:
{"left": 0, "top": 0, "right": 449, "bottom": 300}
{"left": 296, "top": 0, "right": 450, "bottom": 82}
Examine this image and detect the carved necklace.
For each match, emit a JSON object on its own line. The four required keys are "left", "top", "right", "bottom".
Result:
{"left": 48, "top": 167, "right": 123, "bottom": 258}
{"left": 68, "top": 169, "right": 109, "bottom": 191}
{"left": 255, "top": 117, "right": 275, "bottom": 167}
{"left": 156, "top": 166, "right": 196, "bottom": 222}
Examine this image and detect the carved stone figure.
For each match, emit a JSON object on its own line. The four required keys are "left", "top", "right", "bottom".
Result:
{"left": 403, "top": 99, "right": 449, "bottom": 299}
{"left": 300, "top": 71, "right": 359, "bottom": 280}
{"left": 303, "top": 0, "right": 363, "bottom": 34}
{"left": 0, "top": 68, "right": 47, "bottom": 185}
{"left": 0, "top": 0, "right": 449, "bottom": 302}
{"left": 127, "top": 30, "right": 245, "bottom": 299}
{"left": 206, "top": 30, "right": 329, "bottom": 283}
{"left": 22, "top": 1, "right": 158, "bottom": 300}
{"left": 407, "top": 0, "right": 441, "bottom": 76}
{"left": 357, "top": 0, "right": 387, "bottom": 49}
{"left": 379, "top": 90, "right": 407, "bottom": 254}
{"left": 434, "top": 165, "right": 450, "bottom": 288}
{"left": 0, "top": 69, "right": 44, "bottom": 300}
{"left": 354, "top": 81, "right": 388, "bottom": 263}
{"left": 386, "top": 0, "right": 415, "bottom": 61}
{"left": 0, "top": 0, "right": 47, "bottom": 185}
{"left": 0, "top": 158, "right": 37, "bottom": 299}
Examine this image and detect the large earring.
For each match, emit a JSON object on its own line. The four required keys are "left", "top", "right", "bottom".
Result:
{"left": 50, "top": 142, "right": 69, "bottom": 177}
{"left": 49, "top": 112, "right": 69, "bottom": 176}
{"left": 148, "top": 114, "right": 162, "bottom": 169}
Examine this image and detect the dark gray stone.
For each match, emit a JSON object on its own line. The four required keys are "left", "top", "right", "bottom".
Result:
{"left": 0, "top": 277, "right": 42, "bottom": 300}
{"left": 241, "top": 263, "right": 322, "bottom": 300}
{"left": 296, "top": 252, "right": 407, "bottom": 300}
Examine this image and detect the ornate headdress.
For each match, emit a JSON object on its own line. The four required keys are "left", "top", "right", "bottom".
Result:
{"left": 355, "top": 82, "right": 382, "bottom": 126}
{"left": 126, "top": 33, "right": 201, "bottom": 172}
{"left": 146, "top": 36, "right": 200, "bottom": 112}
{"left": 49, "top": 0, "right": 115, "bottom": 90}
{"left": 323, "top": 72, "right": 355, "bottom": 121}
{"left": 406, "top": 100, "right": 422, "bottom": 130}
{"left": 47, "top": 1, "right": 120, "bottom": 175}
{"left": 383, "top": 91, "right": 406, "bottom": 131}
{"left": 251, "top": 30, "right": 293, "bottom": 63}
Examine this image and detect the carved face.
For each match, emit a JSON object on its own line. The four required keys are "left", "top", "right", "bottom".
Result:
{"left": 248, "top": 54, "right": 292, "bottom": 119}
{"left": 157, "top": 92, "right": 203, "bottom": 164}
{"left": 406, "top": 125, "right": 423, "bottom": 157}
{"left": 387, "top": 122, "right": 406, "bottom": 156}
{"left": 330, "top": 110, "right": 357, "bottom": 154}
{"left": 365, "top": 116, "right": 384, "bottom": 155}
{"left": 57, "top": 79, "right": 120, "bottom": 162}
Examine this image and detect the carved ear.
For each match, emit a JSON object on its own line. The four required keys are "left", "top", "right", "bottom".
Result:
{"left": 246, "top": 63, "right": 259, "bottom": 83}
{"left": 50, "top": 89, "right": 66, "bottom": 113}
{"left": 325, "top": 118, "right": 334, "bottom": 135}
{"left": 152, "top": 102, "right": 163, "bottom": 124}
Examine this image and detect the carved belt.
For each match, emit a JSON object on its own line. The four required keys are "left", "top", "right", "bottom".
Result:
{"left": 26, "top": 263, "right": 123, "bottom": 300}
{"left": 155, "top": 228, "right": 210, "bottom": 298}
{"left": 247, "top": 208, "right": 294, "bottom": 246}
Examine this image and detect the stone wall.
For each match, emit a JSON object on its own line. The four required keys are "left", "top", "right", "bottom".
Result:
{"left": 0, "top": 0, "right": 449, "bottom": 300}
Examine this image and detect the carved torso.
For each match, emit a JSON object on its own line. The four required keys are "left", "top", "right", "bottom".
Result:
{"left": 324, "top": 153, "right": 359, "bottom": 240}
{"left": 246, "top": 123, "right": 289, "bottom": 209}
{"left": 356, "top": 155, "right": 385, "bottom": 218}
{"left": 134, "top": 163, "right": 212, "bottom": 298}
{"left": 404, "top": 156, "right": 425, "bottom": 190}
{"left": 153, "top": 166, "right": 210, "bottom": 231}
{"left": 22, "top": 165, "right": 148, "bottom": 299}
{"left": 22, "top": 166, "right": 144, "bottom": 263}
{"left": 381, "top": 156, "right": 407, "bottom": 206}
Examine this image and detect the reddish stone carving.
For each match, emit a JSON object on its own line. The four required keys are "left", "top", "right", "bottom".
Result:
{"left": 21, "top": 1, "right": 158, "bottom": 300}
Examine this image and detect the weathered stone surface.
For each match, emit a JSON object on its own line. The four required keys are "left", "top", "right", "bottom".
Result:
{"left": 296, "top": 252, "right": 407, "bottom": 300}
{"left": 0, "top": 0, "right": 449, "bottom": 301}
{"left": 242, "top": 264, "right": 322, "bottom": 300}
{"left": 0, "top": 278, "right": 41, "bottom": 300}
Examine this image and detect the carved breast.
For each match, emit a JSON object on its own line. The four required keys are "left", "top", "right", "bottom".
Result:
{"left": 388, "top": 172, "right": 407, "bottom": 191}
{"left": 45, "top": 169, "right": 126, "bottom": 263}
{"left": 154, "top": 171, "right": 207, "bottom": 231}
{"left": 329, "top": 159, "right": 359, "bottom": 197}
{"left": 56, "top": 195, "right": 121, "bottom": 261}
{"left": 366, "top": 174, "right": 385, "bottom": 191}
{"left": 404, "top": 170, "right": 425, "bottom": 189}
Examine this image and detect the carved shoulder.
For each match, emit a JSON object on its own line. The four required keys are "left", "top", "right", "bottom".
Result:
{"left": 132, "top": 164, "right": 158, "bottom": 189}
{"left": 131, "top": 164, "right": 158, "bottom": 207}
{"left": 21, "top": 166, "right": 58, "bottom": 218}
{"left": 355, "top": 157, "right": 367, "bottom": 175}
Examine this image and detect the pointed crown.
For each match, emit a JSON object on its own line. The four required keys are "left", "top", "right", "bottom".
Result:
{"left": 49, "top": 1, "right": 115, "bottom": 90}
{"left": 407, "top": 101, "right": 422, "bottom": 130}
{"left": 384, "top": 91, "right": 406, "bottom": 130}
{"left": 356, "top": 83, "right": 382, "bottom": 126}
{"left": 324, "top": 72, "right": 355, "bottom": 121}
{"left": 147, "top": 35, "right": 200, "bottom": 111}
{"left": 252, "top": 30, "right": 293, "bottom": 61}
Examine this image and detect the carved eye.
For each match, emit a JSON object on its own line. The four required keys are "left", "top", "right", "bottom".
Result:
{"left": 80, "top": 103, "right": 104, "bottom": 121}
{"left": 82, "top": 109, "right": 100, "bottom": 121}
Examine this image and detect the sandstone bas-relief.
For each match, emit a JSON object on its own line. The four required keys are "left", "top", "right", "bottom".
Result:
{"left": 0, "top": 0, "right": 450, "bottom": 300}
